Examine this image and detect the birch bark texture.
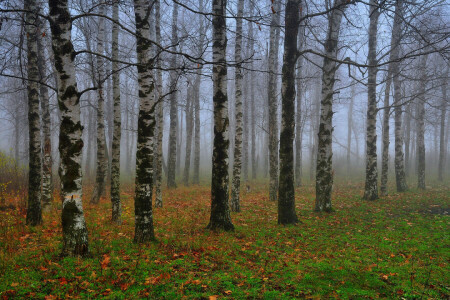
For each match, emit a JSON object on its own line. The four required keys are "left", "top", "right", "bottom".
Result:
{"left": 315, "top": 0, "right": 347, "bottom": 212}
{"left": 36, "top": 16, "right": 52, "bottom": 211}
{"left": 391, "top": 0, "right": 408, "bottom": 192}
{"left": 207, "top": 0, "right": 234, "bottom": 231}
{"left": 133, "top": 0, "right": 156, "bottom": 242}
{"left": 25, "top": 0, "right": 42, "bottom": 226}
{"left": 154, "top": 0, "right": 164, "bottom": 207}
{"left": 278, "top": 0, "right": 300, "bottom": 225}
{"left": 363, "top": 0, "right": 380, "bottom": 201}
{"left": 91, "top": 4, "right": 107, "bottom": 204}
{"left": 167, "top": 3, "right": 179, "bottom": 189}
{"left": 230, "top": 0, "right": 244, "bottom": 213}
{"left": 111, "top": 0, "right": 122, "bottom": 222}
{"left": 267, "top": 0, "right": 282, "bottom": 202}
{"left": 48, "top": 0, "right": 88, "bottom": 255}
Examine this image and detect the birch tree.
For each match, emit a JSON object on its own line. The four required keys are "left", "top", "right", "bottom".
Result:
{"left": 363, "top": 0, "right": 380, "bottom": 201}
{"left": 438, "top": 67, "right": 448, "bottom": 181}
{"left": 295, "top": 1, "right": 305, "bottom": 187}
{"left": 391, "top": 0, "right": 408, "bottom": 192}
{"left": 416, "top": 53, "right": 428, "bottom": 189}
{"left": 167, "top": 3, "right": 179, "bottom": 189}
{"left": 48, "top": 0, "right": 88, "bottom": 255}
{"left": 267, "top": 0, "right": 281, "bottom": 202}
{"left": 207, "top": 0, "right": 234, "bottom": 231}
{"left": 25, "top": 0, "right": 42, "bottom": 226}
{"left": 154, "top": 0, "right": 164, "bottom": 207}
{"left": 91, "top": 4, "right": 107, "bottom": 204}
{"left": 133, "top": 0, "right": 156, "bottom": 242}
{"left": 110, "top": 0, "right": 121, "bottom": 222}
{"left": 315, "top": 0, "right": 348, "bottom": 212}
{"left": 230, "top": 0, "right": 244, "bottom": 212}
{"left": 278, "top": 0, "right": 300, "bottom": 225}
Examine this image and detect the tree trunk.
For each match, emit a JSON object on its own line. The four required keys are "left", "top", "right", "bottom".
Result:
{"left": 363, "top": 0, "right": 380, "bottom": 201}
{"left": 380, "top": 72, "right": 392, "bottom": 196}
{"left": 438, "top": 67, "right": 448, "bottom": 181}
{"left": 193, "top": 0, "right": 205, "bottom": 185}
{"left": 91, "top": 4, "right": 107, "bottom": 204}
{"left": 416, "top": 54, "right": 428, "bottom": 189}
{"left": 347, "top": 72, "right": 355, "bottom": 175}
{"left": 154, "top": 0, "right": 164, "bottom": 207}
{"left": 391, "top": 0, "right": 408, "bottom": 192}
{"left": 49, "top": 0, "right": 89, "bottom": 256}
{"left": 248, "top": 1, "right": 256, "bottom": 180}
{"left": 36, "top": 16, "right": 52, "bottom": 211}
{"left": 133, "top": 0, "right": 156, "bottom": 243}
{"left": 315, "top": 0, "right": 347, "bottom": 212}
{"left": 230, "top": 0, "right": 244, "bottom": 213}
{"left": 111, "top": 0, "right": 121, "bottom": 222}
{"left": 278, "top": 0, "right": 301, "bottom": 225}
{"left": 207, "top": 0, "right": 234, "bottom": 231}
{"left": 167, "top": 3, "right": 178, "bottom": 189}
{"left": 183, "top": 86, "right": 194, "bottom": 186}
{"left": 25, "top": 0, "right": 42, "bottom": 226}
{"left": 295, "top": 2, "right": 305, "bottom": 188}
{"left": 404, "top": 103, "right": 412, "bottom": 176}
{"left": 268, "top": 0, "right": 281, "bottom": 202}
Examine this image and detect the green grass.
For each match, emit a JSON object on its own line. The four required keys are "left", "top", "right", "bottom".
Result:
{"left": 0, "top": 180, "right": 449, "bottom": 299}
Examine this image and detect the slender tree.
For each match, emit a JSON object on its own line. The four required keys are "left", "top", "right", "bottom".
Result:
{"left": 25, "top": 0, "right": 42, "bottom": 226}
{"left": 267, "top": 0, "right": 282, "bottom": 202}
{"left": 36, "top": 15, "right": 52, "bottom": 211}
{"left": 438, "top": 67, "right": 448, "bottom": 181}
{"left": 110, "top": 0, "right": 121, "bottom": 222}
{"left": 183, "top": 85, "right": 194, "bottom": 186}
{"left": 207, "top": 0, "right": 234, "bottom": 231}
{"left": 48, "top": 0, "right": 88, "bottom": 255}
{"left": 416, "top": 54, "right": 428, "bottom": 189}
{"left": 363, "top": 0, "right": 380, "bottom": 200}
{"left": 133, "top": 0, "right": 157, "bottom": 242}
{"left": 278, "top": 0, "right": 300, "bottom": 225}
{"left": 91, "top": 4, "right": 107, "bottom": 204}
{"left": 391, "top": 0, "right": 408, "bottom": 192}
{"left": 167, "top": 3, "right": 179, "bottom": 189}
{"left": 315, "top": 0, "right": 348, "bottom": 212}
{"left": 154, "top": 0, "right": 164, "bottom": 207}
{"left": 231, "top": 0, "right": 245, "bottom": 212}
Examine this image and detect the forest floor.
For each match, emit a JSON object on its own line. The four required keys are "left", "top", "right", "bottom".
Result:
{"left": 0, "top": 180, "right": 449, "bottom": 299}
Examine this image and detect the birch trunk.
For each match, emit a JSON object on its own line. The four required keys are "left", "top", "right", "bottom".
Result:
{"left": 183, "top": 87, "right": 194, "bottom": 186}
{"left": 230, "top": 0, "right": 244, "bottom": 212}
{"left": 315, "top": 0, "right": 347, "bottom": 212}
{"left": 167, "top": 3, "right": 178, "bottom": 189}
{"left": 111, "top": 0, "right": 121, "bottom": 222}
{"left": 49, "top": 0, "right": 88, "bottom": 255}
{"left": 295, "top": 2, "right": 305, "bottom": 187}
{"left": 380, "top": 71, "right": 392, "bottom": 196}
{"left": 154, "top": 0, "right": 164, "bottom": 207}
{"left": 404, "top": 103, "right": 411, "bottom": 176}
{"left": 133, "top": 0, "right": 156, "bottom": 242}
{"left": 391, "top": 0, "right": 408, "bottom": 192}
{"left": 25, "top": 0, "right": 42, "bottom": 226}
{"left": 248, "top": 1, "right": 256, "bottom": 180}
{"left": 207, "top": 0, "right": 234, "bottom": 231}
{"left": 193, "top": 0, "right": 205, "bottom": 185}
{"left": 268, "top": 0, "right": 281, "bottom": 202}
{"left": 363, "top": 0, "right": 380, "bottom": 201}
{"left": 36, "top": 16, "right": 52, "bottom": 211}
{"left": 347, "top": 74, "right": 355, "bottom": 175}
{"left": 278, "top": 0, "right": 301, "bottom": 225}
{"left": 416, "top": 54, "right": 428, "bottom": 189}
{"left": 91, "top": 4, "right": 107, "bottom": 204}
{"left": 438, "top": 67, "right": 448, "bottom": 181}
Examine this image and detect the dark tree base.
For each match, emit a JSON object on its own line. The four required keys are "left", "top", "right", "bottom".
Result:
{"left": 206, "top": 221, "right": 235, "bottom": 232}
